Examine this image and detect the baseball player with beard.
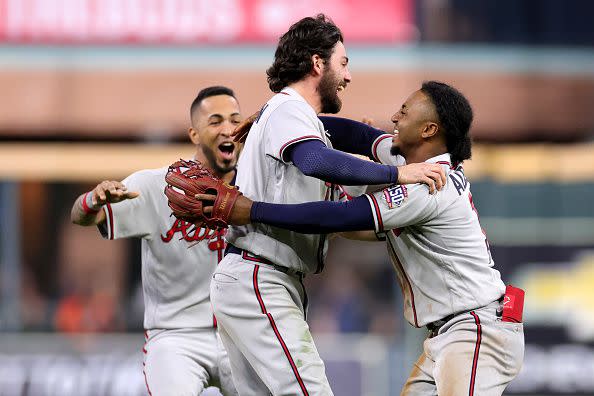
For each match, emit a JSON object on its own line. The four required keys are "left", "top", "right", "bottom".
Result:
{"left": 205, "top": 81, "right": 524, "bottom": 396}
{"left": 71, "top": 86, "right": 240, "bottom": 396}
{"left": 209, "top": 14, "right": 447, "bottom": 396}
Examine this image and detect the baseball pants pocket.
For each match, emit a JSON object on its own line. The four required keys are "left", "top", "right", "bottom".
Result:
{"left": 496, "top": 320, "right": 525, "bottom": 377}
{"left": 212, "top": 272, "right": 239, "bottom": 284}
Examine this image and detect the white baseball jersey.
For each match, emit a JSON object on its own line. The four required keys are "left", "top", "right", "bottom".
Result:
{"left": 370, "top": 133, "right": 406, "bottom": 167}
{"left": 365, "top": 153, "right": 505, "bottom": 327}
{"left": 99, "top": 165, "right": 226, "bottom": 330}
{"left": 226, "top": 87, "right": 335, "bottom": 274}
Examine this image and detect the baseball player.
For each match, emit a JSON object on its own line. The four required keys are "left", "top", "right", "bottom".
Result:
{"left": 209, "top": 15, "right": 447, "bottom": 396}
{"left": 203, "top": 81, "right": 524, "bottom": 396}
{"left": 70, "top": 86, "right": 240, "bottom": 396}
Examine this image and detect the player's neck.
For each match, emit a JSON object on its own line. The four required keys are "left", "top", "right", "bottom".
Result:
{"left": 288, "top": 80, "right": 323, "bottom": 114}
{"left": 405, "top": 144, "right": 448, "bottom": 164}
{"left": 220, "top": 169, "right": 236, "bottom": 184}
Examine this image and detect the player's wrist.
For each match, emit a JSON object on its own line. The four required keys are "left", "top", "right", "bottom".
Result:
{"left": 390, "top": 166, "right": 399, "bottom": 184}
{"left": 230, "top": 196, "right": 252, "bottom": 225}
{"left": 82, "top": 191, "right": 101, "bottom": 215}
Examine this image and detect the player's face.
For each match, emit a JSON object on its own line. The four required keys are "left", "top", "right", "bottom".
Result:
{"left": 318, "top": 41, "right": 351, "bottom": 114}
{"left": 190, "top": 95, "right": 241, "bottom": 176}
{"left": 390, "top": 90, "right": 437, "bottom": 157}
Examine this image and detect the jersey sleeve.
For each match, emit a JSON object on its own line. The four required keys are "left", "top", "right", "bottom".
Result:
{"left": 364, "top": 183, "right": 439, "bottom": 233}
{"left": 265, "top": 100, "right": 325, "bottom": 163}
{"left": 373, "top": 136, "right": 406, "bottom": 166}
{"left": 99, "top": 171, "right": 156, "bottom": 240}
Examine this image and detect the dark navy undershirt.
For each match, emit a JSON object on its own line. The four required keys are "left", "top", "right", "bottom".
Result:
{"left": 284, "top": 116, "right": 397, "bottom": 186}
{"left": 250, "top": 196, "right": 375, "bottom": 234}
{"left": 318, "top": 116, "right": 386, "bottom": 159}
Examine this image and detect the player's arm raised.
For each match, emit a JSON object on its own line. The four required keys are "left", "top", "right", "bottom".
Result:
{"left": 71, "top": 180, "right": 139, "bottom": 226}
{"left": 318, "top": 116, "right": 447, "bottom": 191}
{"left": 234, "top": 112, "right": 446, "bottom": 194}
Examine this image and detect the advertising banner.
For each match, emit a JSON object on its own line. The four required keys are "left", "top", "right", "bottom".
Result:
{"left": 0, "top": 0, "right": 415, "bottom": 44}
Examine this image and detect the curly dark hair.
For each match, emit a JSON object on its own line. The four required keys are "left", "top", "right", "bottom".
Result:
{"left": 420, "top": 81, "right": 474, "bottom": 165}
{"left": 267, "top": 14, "right": 343, "bottom": 93}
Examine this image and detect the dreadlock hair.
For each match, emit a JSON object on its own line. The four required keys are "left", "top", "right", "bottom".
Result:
{"left": 421, "top": 81, "right": 473, "bottom": 165}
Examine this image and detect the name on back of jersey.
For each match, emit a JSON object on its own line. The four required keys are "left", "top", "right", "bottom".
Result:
{"left": 383, "top": 185, "right": 408, "bottom": 209}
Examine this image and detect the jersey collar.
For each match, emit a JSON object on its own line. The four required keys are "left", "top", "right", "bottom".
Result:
{"left": 425, "top": 153, "right": 453, "bottom": 167}
{"left": 280, "top": 87, "right": 307, "bottom": 103}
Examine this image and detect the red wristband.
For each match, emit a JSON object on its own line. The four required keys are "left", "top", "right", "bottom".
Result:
{"left": 82, "top": 192, "right": 100, "bottom": 215}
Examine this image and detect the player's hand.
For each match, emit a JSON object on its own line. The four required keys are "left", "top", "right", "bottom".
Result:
{"left": 396, "top": 163, "right": 447, "bottom": 194}
{"left": 91, "top": 181, "right": 140, "bottom": 206}
{"left": 195, "top": 193, "right": 253, "bottom": 226}
{"left": 233, "top": 111, "right": 259, "bottom": 143}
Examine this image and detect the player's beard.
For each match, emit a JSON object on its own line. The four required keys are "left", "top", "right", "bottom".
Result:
{"left": 390, "top": 145, "right": 402, "bottom": 156}
{"left": 201, "top": 144, "right": 236, "bottom": 176}
{"left": 318, "top": 68, "right": 342, "bottom": 114}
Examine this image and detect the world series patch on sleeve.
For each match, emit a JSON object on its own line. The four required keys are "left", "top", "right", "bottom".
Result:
{"left": 383, "top": 185, "right": 408, "bottom": 209}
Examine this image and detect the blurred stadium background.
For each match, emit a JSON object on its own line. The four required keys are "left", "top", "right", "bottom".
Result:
{"left": 1, "top": 0, "right": 594, "bottom": 395}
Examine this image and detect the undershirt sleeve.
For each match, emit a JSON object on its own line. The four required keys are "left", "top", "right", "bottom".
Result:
{"left": 288, "top": 139, "right": 399, "bottom": 185}
{"left": 250, "top": 195, "right": 375, "bottom": 234}
{"left": 319, "top": 116, "right": 391, "bottom": 160}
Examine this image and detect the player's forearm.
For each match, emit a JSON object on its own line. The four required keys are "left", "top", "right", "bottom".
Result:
{"left": 319, "top": 116, "right": 387, "bottom": 159}
{"left": 71, "top": 192, "right": 105, "bottom": 226}
{"left": 249, "top": 196, "right": 375, "bottom": 234}
{"left": 340, "top": 230, "right": 384, "bottom": 241}
{"left": 290, "top": 140, "right": 398, "bottom": 185}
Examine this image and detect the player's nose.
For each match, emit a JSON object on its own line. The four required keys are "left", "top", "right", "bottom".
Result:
{"left": 344, "top": 68, "right": 352, "bottom": 83}
{"left": 220, "top": 121, "right": 234, "bottom": 136}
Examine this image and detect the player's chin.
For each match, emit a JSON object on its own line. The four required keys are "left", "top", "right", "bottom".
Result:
{"left": 390, "top": 143, "right": 401, "bottom": 156}
{"left": 216, "top": 159, "right": 237, "bottom": 174}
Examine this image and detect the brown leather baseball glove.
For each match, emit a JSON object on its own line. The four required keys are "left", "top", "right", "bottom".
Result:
{"left": 164, "top": 159, "right": 241, "bottom": 230}
{"left": 232, "top": 110, "right": 259, "bottom": 143}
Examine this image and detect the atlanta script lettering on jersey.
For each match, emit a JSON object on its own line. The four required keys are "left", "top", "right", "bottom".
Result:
{"left": 161, "top": 219, "right": 226, "bottom": 259}
{"left": 449, "top": 166, "right": 469, "bottom": 196}
{"left": 161, "top": 219, "right": 225, "bottom": 243}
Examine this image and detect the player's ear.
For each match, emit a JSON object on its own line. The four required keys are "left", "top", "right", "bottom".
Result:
{"left": 311, "top": 54, "right": 323, "bottom": 77}
{"left": 422, "top": 122, "right": 439, "bottom": 139}
{"left": 188, "top": 127, "right": 200, "bottom": 145}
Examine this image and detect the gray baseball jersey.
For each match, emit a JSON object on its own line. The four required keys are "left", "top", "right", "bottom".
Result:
{"left": 99, "top": 164, "right": 238, "bottom": 396}
{"left": 100, "top": 165, "right": 225, "bottom": 330}
{"left": 366, "top": 151, "right": 522, "bottom": 395}
{"left": 212, "top": 89, "right": 339, "bottom": 395}
{"left": 364, "top": 153, "right": 505, "bottom": 327}
{"left": 226, "top": 87, "right": 335, "bottom": 274}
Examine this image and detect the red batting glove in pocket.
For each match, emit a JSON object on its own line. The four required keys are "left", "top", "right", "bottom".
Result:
{"left": 502, "top": 284, "right": 525, "bottom": 323}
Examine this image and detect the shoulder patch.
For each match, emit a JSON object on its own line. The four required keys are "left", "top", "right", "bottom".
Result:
{"left": 383, "top": 185, "right": 408, "bottom": 209}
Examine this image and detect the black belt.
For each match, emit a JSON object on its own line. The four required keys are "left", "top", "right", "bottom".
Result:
{"left": 426, "top": 313, "right": 456, "bottom": 336}
{"left": 426, "top": 296, "right": 505, "bottom": 337}
{"left": 226, "top": 245, "right": 304, "bottom": 278}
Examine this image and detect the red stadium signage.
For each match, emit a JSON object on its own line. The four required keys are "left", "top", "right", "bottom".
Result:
{"left": 0, "top": 0, "right": 414, "bottom": 44}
